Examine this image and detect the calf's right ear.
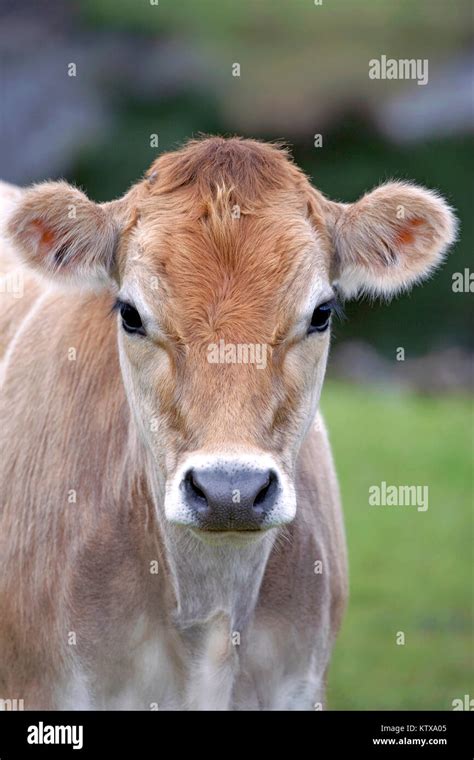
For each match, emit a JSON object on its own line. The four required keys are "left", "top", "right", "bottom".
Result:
{"left": 6, "top": 181, "right": 119, "bottom": 288}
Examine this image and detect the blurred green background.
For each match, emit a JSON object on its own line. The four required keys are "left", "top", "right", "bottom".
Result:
{"left": 2, "top": 0, "right": 472, "bottom": 709}
{"left": 323, "top": 383, "right": 472, "bottom": 710}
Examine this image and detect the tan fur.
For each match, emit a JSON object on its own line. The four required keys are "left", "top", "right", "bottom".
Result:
{"left": 332, "top": 181, "right": 457, "bottom": 297}
{"left": 0, "top": 137, "right": 455, "bottom": 710}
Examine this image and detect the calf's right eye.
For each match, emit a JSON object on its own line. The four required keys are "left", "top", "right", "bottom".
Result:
{"left": 118, "top": 301, "right": 146, "bottom": 336}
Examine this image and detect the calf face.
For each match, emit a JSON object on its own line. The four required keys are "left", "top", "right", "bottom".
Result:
{"left": 7, "top": 138, "right": 456, "bottom": 537}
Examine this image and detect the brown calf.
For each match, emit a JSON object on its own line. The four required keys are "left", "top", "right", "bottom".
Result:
{"left": 0, "top": 138, "right": 456, "bottom": 709}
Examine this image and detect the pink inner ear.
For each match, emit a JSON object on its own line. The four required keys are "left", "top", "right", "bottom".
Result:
{"left": 31, "top": 220, "right": 57, "bottom": 252}
{"left": 395, "top": 217, "right": 424, "bottom": 247}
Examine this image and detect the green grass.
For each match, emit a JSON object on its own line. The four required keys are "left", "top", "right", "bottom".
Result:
{"left": 322, "top": 381, "right": 473, "bottom": 710}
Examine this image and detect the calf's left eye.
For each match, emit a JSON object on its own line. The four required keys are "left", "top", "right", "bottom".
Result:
{"left": 308, "top": 301, "right": 334, "bottom": 334}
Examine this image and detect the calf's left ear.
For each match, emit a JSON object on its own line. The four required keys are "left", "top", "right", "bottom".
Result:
{"left": 328, "top": 182, "right": 457, "bottom": 298}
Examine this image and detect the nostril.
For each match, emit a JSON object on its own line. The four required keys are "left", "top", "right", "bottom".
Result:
{"left": 254, "top": 477, "right": 270, "bottom": 506}
{"left": 253, "top": 471, "right": 277, "bottom": 507}
{"left": 185, "top": 470, "right": 207, "bottom": 504}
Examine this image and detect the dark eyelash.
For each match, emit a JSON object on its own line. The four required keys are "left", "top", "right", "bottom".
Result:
{"left": 329, "top": 293, "right": 345, "bottom": 323}
{"left": 110, "top": 298, "right": 124, "bottom": 316}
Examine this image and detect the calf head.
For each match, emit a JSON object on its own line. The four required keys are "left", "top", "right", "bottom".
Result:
{"left": 8, "top": 137, "right": 456, "bottom": 538}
